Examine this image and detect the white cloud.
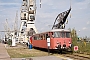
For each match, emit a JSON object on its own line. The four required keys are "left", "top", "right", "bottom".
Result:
{"left": 82, "top": 27, "right": 87, "bottom": 30}
{"left": 87, "top": 21, "right": 90, "bottom": 25}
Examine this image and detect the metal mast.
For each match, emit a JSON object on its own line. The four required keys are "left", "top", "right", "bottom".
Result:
{"left": 14, "top": 11, "right": 18, "bottom": 36}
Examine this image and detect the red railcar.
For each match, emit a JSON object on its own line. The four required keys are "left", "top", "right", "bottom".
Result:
{"left": 30, "top": 29, "right": 72, "bottom": 52}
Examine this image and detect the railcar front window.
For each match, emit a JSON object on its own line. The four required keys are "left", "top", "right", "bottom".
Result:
{"left": 54, "top": 32, "right": 60, "bottom": 38}
{"left": 66, "top": 32, "right": 70, "bottom": 38}
{"left": 61, "top": 32, "right": 65, "bottom": 38}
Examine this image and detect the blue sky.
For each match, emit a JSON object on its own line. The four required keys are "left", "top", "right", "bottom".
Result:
{"left": 0, "top": 0, "right": 90, "bottom": 37}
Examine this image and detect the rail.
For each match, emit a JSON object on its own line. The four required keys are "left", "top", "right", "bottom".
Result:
{"left": 62, "top": 53, "right": 90, "bottom": 60}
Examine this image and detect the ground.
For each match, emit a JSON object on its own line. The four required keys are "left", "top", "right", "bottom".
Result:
{"left": 6, "top": 44, "right": 49, "bottom": 58}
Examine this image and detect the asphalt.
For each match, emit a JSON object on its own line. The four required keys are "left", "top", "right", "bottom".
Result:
{"left": 11, "top": 56, "right": 73, "bottom": 60}
{"left": 0, "top": 43, "right": 11, "bottom": 60}
{"left": 11, "top": 56, "right": 63, "bottom": 60}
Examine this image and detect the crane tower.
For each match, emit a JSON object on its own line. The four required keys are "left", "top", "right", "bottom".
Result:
{"left": 27, "top": 0, "right": 38, "bottom": 36}
{"left": 19, "top": 0, "right": 38, "bottom": 43}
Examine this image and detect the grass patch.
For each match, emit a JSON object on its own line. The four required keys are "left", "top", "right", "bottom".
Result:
{"left": 7, "top": 47, "right": 48, "bottom": 58}
{"left": 72, "top": 39, "right": 90, "bottom": 54}
{"left": 77, "top": 42, "right": 90, "bottom": 54}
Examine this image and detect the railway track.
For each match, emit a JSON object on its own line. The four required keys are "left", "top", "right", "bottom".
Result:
{"left": 61, "top": 53, "right": 90, "bottom": 60}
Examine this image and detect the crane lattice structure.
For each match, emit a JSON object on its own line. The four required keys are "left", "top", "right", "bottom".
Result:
{"left": 5, "top": 19, "right": 11, "bottom": 38}
{"left": 52, "top": 7, "right": 71, "bottom": 29}
{"left": 3, "top": 19, "right": 12, "bottom": 43}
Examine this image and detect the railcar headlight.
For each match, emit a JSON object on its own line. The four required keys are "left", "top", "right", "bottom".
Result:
{"left": 57, "top": 42, "right": 59, "bottom": 44}
{"left": 70, "top": 44, "right": 71, "bottom": 47}
{"left": 69, "top": 42, "right": 71, "bottom": 47}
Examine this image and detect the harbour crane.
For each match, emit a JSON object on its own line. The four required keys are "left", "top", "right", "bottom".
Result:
{"left": 3, "top": 19, "right": 11, "bottom": 43}
{"left": 19, "top": 0, "right": 41, "bottom": 43}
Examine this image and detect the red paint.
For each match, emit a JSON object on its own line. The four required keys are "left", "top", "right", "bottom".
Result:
{"left": 29, "top": 36, "right": 32, "bottom": 44}
{"left": 74, "top": 46, "right": 78, "bottom": 51}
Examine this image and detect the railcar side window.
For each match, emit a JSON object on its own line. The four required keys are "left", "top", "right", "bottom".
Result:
{"left": 42, "top": 34, "right": 45, "bottom": 40}
{"left": 40, "top": 34, "right": 44, "bottom": 40}
{"left": 38, "top": 34, "right": 46, "bottom": 40}
{"left": 34, "top": 36, "right": 37, "bottom": 40}
{"left": 33, "top": 35, "right": 39, "bottom": 40}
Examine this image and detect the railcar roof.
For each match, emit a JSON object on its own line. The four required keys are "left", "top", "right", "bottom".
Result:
{"left": 50, "top": 29, "right": 70, "bottom": 32}
{"left": 33, "top": 29, "right": 70, "bottom": 35}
